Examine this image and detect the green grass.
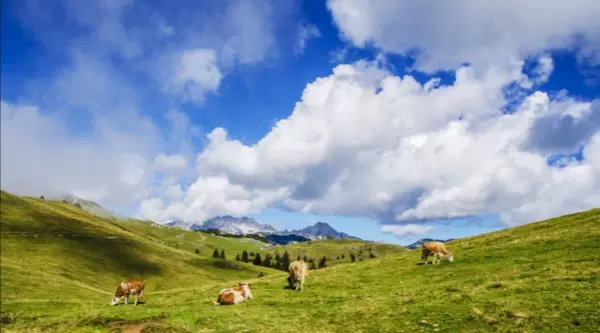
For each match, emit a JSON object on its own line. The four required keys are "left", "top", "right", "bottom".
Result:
{"left": 1, "top": 190, "right": 599, "bottom": 332}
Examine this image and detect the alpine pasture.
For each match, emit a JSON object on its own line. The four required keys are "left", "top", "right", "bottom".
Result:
{"left": 1, "top": 190, "right": 599, "bottom": 332}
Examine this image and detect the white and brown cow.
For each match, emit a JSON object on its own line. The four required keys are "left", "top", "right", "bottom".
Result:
{"left": 421, "top": 241, "right": 454, "bottom": 264}
{"left": 110, "top": 279, "right": 145, "bottom": 306}
{"left": 288, "top": 260, "right": 308, "bottom": 292}
{"left": 214, "top": 282, "right": 253, "bottom": 305}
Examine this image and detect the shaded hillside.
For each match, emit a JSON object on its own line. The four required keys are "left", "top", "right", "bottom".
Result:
{"left": 0, "top": 191, "right": 279, "bottom": 308}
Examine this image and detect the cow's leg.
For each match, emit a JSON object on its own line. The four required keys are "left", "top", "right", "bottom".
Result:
{"left": 125, "top": 294, "right": 129, "bottom": 305}
{"left": 134, "top": 294, "right": 139, "bottom": 306}
{"left": 299, "top": 278, "right": 304, "bottom": 292}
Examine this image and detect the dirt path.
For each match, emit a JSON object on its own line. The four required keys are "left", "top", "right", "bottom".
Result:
{"left": 107, "top": 321, "right": 148, "bottom": 333}
{"left": 122, "top": 323, "right": 147, "bottom": 333}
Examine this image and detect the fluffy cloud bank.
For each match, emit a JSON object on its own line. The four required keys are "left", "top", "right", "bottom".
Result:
{"left": 326, "top": 0, "right": 600, "bottom": 72}
{"left": 138, "top": 59, "right": 600, "bottom": 227}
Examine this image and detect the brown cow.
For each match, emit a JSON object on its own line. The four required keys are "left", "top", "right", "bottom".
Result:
{"left": 288, "top": 260, "right": 308, "bottom": 292}
{"left": 421, "top": 241, "right": 454, "bottom": 264}
{"left": 111, "top": 279, "right": 145, "bottom": 306}
{"left": 214, "top": 282, "right": 253, "bottom": 305}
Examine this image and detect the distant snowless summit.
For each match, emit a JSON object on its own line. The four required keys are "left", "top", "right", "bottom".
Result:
{"left": 283, "top": 221, "right": 359, "bottom": 240}
{"left": 164, "top": 216, "right": 360, "bottom": 240}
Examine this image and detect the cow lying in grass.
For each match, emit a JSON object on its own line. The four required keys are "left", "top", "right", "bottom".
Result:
{"left": 422, "top": 241, "right": 454, "bottom": 264}
{"left": 214, "top": 282, "right": 253, "bottom": 305}
{"left": 288, "top": 260, "right": 308, "bottom": 292}
{"left": 111, "top": 279, "right": 145, "bottom": 306}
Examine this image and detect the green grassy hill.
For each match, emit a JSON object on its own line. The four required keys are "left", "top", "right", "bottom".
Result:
{"left": 1, "top": 190, "right": 599, "bottom": 332}
{"left": 261, "top": 238, "right": 406, "bottom": 268}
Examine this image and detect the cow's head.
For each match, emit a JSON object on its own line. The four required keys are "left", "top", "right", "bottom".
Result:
{"left": 110, "top": 296, "right": 122, "bottom": 306}
{"left": 447, "top": 253, "right": 454, "bottom": 262}
{"left": 239, "top": 282, "right": 253, "bottom": 299}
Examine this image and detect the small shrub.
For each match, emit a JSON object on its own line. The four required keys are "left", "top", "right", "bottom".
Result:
{"left": 0, "top": 312, "right": 17, "bottom": 325}
{"left": 487, "top": 282, "right": 506, "bottom": 289}
{"left": 194, "top": 248, "right": 200, "bottom": 254}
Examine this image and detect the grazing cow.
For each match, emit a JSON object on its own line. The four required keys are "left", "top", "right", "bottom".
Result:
{"left": 214, "top": 282, "right": 253, "bottom": 305}
{"left": 111, "top": 279, "right": 145, "bottom": 306}
{"left": 288, "top": 260, "right": 308, "bottom": 292}
{"left": 421, "top": 241, "right": 454, "bottom": 264}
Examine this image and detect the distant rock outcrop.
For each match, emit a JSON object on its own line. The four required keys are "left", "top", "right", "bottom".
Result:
{"left": 286, "top": 222, "right": 359, "bottom": 240}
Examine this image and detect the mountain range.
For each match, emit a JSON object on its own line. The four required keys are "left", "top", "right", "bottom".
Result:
{"left": 44, "top": 194, "right": 360, "bottom": 242}
{"left": 164, "top": 216, "right": 358, "bottom": 241}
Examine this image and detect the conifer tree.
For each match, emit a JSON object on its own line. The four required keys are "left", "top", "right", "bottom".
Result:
{"left": 253, "top": 253, "right": 262, "bottom": 266}
{"left": 282, "top": 251, "right": 291, "bottom": 271}
{"left": 318, "top": 256, "right": 327, "bottom": 269}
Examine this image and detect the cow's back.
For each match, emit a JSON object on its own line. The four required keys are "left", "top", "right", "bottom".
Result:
{"left": 122, "top": 279, "right": 145, "bottom": 293}
{"left": 289, "top": 260, "right": 308, "bottom": 278}
{"left": 422, "top": 242, "right": 446, "bottom": 254}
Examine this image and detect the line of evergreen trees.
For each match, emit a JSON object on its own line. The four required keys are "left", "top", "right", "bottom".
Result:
{"left": 212, "top": 248, "right": 226, "bottom": 259}
{"left": 234, "top": 250, "right": 330, "bottom": 271}
{"left": 232, "top": 247, "right": 377, "bottom": 269}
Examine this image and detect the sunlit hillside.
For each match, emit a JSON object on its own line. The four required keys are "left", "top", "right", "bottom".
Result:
{"left": 1, "top": 189, "right": 598, "bottom": 332}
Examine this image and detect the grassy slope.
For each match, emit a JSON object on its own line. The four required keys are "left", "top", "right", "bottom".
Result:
{"left": 114, "top": 219, "right": 268, "bottom": 259}
{"left": 2, "top": 190, "right": 599, "bottom": 332}
{"left": 264, "top": 238, "right": 406, "bottom": 267}
{"left": 0, "top": 191, "right": 280, "bottom": 329}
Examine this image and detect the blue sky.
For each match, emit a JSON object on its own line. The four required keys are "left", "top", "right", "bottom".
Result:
{"left": 1, "top": 0, "right": 599, "bottom": 245}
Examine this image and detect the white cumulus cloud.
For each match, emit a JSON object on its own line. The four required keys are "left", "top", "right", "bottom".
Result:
{"left": 326, "top": 0, "right": 600, "bottom": 72}
{"left": 381, "top": 224, "right": 434, "bottom": 238}
{"left": 164, "top": 48, "right": 223, "bottom": 105}
{"left": 153, "top": 154, "right": 188, "bottom": 174}
{"left": 138, "top": 59, "right": 600, "bottom": 227}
